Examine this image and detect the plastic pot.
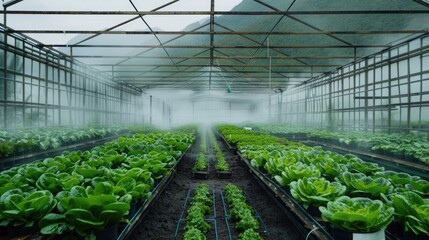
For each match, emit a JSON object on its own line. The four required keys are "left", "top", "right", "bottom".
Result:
{"left": 332, "top": 227, "right": 385, "bottom": 240}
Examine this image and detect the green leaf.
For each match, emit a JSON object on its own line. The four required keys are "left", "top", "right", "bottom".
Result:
{"left": 94, "top": 182, "right": 113, "bottom": 195}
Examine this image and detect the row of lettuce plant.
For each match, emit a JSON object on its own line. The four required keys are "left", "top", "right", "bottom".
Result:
{"left": 0, "top": 132, "right": 194, "bottom": 239}
{"left": 224, "top": 184, "right": 263, "bottom": 240}
{"left": 217, "top": 125, "right": 429, "bottom": 238}
{"left": 248, "top": 123, "right": 429, "bottom": 165}
{"left": 183, "top": 184, "right": 212, "bottom": 239}
{"left": 0, "top": 126, "right": 131, "bottom": 159}
{"left": 193, "top": 130, "right": 208, "bottom": 173}
{"left": 208, "top": 130, "right": 230, "bottom": 172}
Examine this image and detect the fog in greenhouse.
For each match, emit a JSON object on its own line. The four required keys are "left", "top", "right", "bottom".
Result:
{"left": 148, "top": 89, "right": 269, "bottom": 127}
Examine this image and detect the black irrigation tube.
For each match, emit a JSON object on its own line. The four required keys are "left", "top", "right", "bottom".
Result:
{"left": 117, "top": 144, "right": 192, "bottom": 240}
{"left": 0, "top": 133, "right": 129, "bottom": 171}
{"left": 174, "top": 188, "right": 218, "bottom": 240}
{"left": 220, "top": 191, "right": 269, "bottom": 240}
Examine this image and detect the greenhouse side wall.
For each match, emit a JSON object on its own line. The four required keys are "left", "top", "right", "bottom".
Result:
{"left": 273, "top": 34, "right": 429, "bottom": 133}
{"left": 0, "top": 27, "right": 150, "bottom": 129}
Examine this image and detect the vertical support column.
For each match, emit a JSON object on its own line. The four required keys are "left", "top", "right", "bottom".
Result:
{"left": 104, "top": 84, "right": 108, "bottom": 125}
{"left": 209, "top": 0, "right": 214, "bottom": 90}
{"left": 419, "top": 38, "right": 423, "bottom": 133}
{"left": 119, "top": 85, "right": 123, "bottom": 125}
{"left": 162, "top": 101, "right": 166, "bottom": 126}
{"left": 141, "top": 93, "right": 145, "bottom": 123}
{"left": 372, "top": 59, "right": 376, "bottom": 133}
{"left": 94, "top": 79, "right": 99, "bottom": 125}
{"left": 57, "top": 59, "right": 61, "bottom": 126}
{"left": 406, "top": 43, "right": 411, "bottom": 133}
{"left": 304, "top": 88, "right": 308, "bottom": 126}
{"left": 268, "top": 94, "right": 271, "bottom": 123}
{"left": 44, "top": 56, "right": 48, "bottom": 127}
{"left": 22, "top": 50, "right": 27, "bottom": 127}
{"left": 3, "top": 8, "right": 8, "bottom": 129}
{"left": 280, "top": 91, "right": 283, "bottom": 123}
{"left": 149, "top": 95, "right": 152, "bottom": 125}
{"left": 82, "top": 71, "right": 87, "bottom": 125}
{"left": 364, "top": 59, "right": 369, "bottom": 132}
{"left": 70, "top": 48, "right": 74, "bottom": 125}
{"left": 277, "top": 91, "right": 283, "bottom": 123}
{"left": 353, "top": 47, "right": 357, "bottom": 131}
{"left": 388, "top": 51, "right": 392, "bottom": 134}
{"left": 341, "top": 68, "right": 345, "bottom": 131}
{"left": 328, "top": 74, "right": 333, "bottom": 130}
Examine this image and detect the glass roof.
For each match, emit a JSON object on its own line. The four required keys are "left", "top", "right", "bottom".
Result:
{"left": 1, "top": 0, "right": 429, "bottom": 92}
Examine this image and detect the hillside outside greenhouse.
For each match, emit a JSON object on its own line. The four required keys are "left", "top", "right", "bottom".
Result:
{"left": 1, "top": 0, "right": 429, "bottom": 240}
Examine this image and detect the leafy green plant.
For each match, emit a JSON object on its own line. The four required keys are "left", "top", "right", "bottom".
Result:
{"left": 319, "top": 196, "right": 394, "bottom": 233}
{"left": 0, "top": 130, "right": 194, "bottom": 237}
{"left": 0, "top": 126, "right": 127, "bottom": 159}
{"left": 290, "top": 177, "right": 346, "bottom": 209}
{"left": 0, "top": 189, "right": 57, "bottom": 227}
{"left": 238, "top": 228, "right": 263, "bottom": 240}
{"left": 374, "top": 171, "right": 429, "bottom": 196}
{"left": 224, "top": 184, "right": 261, "bottom": 233}
{"left": 388, "top": 191, "right": 429, "bottom": 236}
{"left": 193, "top": 153, "right": 208, "bottom": 172}
{"left": 183, "top": 227, "right": 207, "bottom": 240}
{"left": 313, "top": 157, "right": 347, "bottom": 180}
{"left": 337, "top": 172, "right": 393, "bottom": 198}
{"left": 40, "top": 184, "right": 130, "bottom": 237}
{"left": 274, "top": 162, "right": 321, "bottom": 187}
{"left": 183, "top": 184, "right": 212, "bottom": 238}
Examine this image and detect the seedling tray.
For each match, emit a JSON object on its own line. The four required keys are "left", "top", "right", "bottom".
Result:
{"left": 216, "top": 170, "right": 232, "bottom": 179}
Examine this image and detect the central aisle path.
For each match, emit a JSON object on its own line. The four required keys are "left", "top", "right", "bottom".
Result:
{"left": 130, "top": 129, "right": 301, "bottom": 240}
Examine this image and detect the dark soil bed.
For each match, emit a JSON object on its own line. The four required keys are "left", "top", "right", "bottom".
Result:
{"left": 129, "top": 132, "right": 301, "bottom": 240}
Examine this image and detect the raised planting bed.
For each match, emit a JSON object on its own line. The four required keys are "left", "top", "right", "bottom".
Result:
{"left": 192, "top": 152, "right": 209, "bottom": 179}
{"left": 192, "top": 129, "right": 210, "bottom": 179}
{"left": 209, "top": 129, "right": 232, "bottom": 179}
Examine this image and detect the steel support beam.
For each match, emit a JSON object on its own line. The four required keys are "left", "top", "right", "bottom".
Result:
{"left": 71, "top": 0, "right": 179, "bottom": 46}
{"left": 209, "top": 0, "right": 215, "bottom": 89}
{"left": 114, "top": 76, "right": 314, "bottom": 79}
{"left": 90, "top": 63, "right": 339, "bottom": 67}
{"left": 11, "top": 30, "right": 426, "bottom": 35}
{"left": 44, "top": 44, "right": 390, "bottom": 49}
{"left": 72, "top": 55, "right": 359, "bottom": 59}
{"left": 254, "top": 0, "right": 353, "bottom": 46}
{"left": 5, "top": 10, "right": 429, "bottom": 15}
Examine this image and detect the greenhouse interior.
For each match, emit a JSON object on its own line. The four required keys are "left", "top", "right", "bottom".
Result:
{"left": 1, "top": 0, "right": 429, "bottom": 239}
